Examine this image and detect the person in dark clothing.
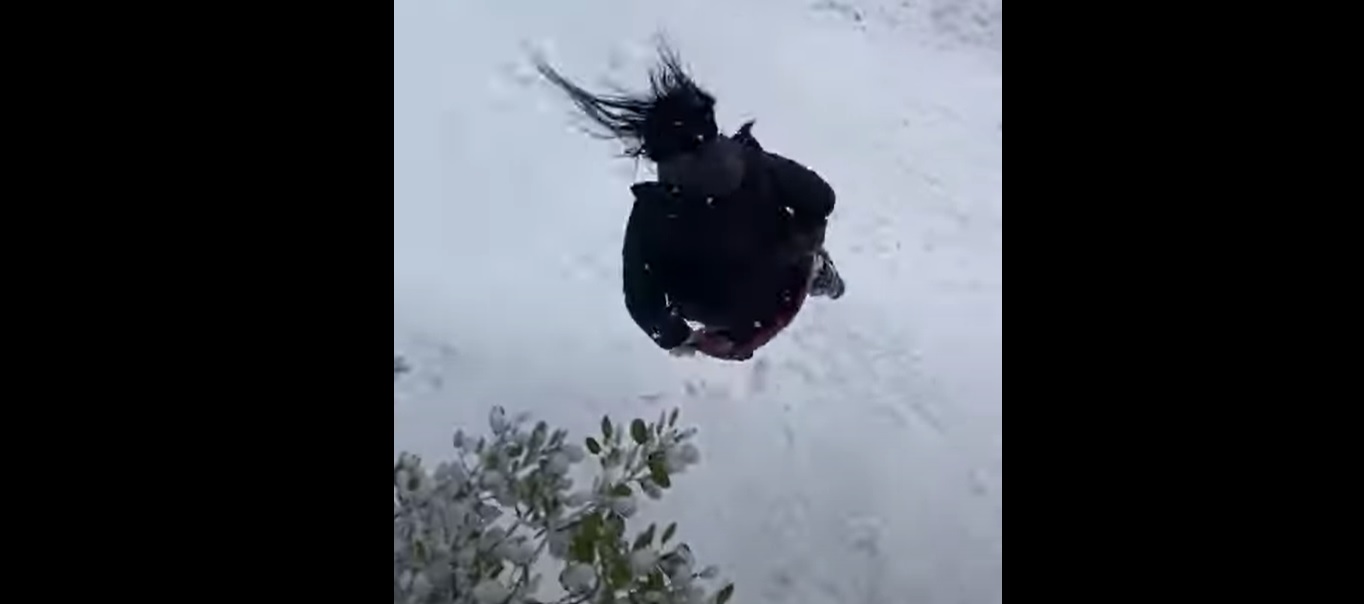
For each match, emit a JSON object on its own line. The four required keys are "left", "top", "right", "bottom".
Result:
{"left": 535, "top": 44, "right": 845, "bottom": 361}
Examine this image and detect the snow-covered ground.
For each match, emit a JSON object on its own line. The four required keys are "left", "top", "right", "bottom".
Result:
{"left": 395, "top": 1, "right": 1001, "bottom": 602}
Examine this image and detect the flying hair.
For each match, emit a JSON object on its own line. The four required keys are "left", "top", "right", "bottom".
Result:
{"left": 533, "top": 41, "right": 718, "bottom": 163}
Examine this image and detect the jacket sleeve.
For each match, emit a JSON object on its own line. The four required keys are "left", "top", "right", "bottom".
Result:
{"left": 622, "top": 192, "right": 693, "bottom": 350}
{"left": 767, "top": 153, "right": 836, "bottom": 230}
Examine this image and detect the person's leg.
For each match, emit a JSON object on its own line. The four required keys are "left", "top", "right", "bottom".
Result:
{"left": 808, "top": 247, "right": 845, "bottom": 299}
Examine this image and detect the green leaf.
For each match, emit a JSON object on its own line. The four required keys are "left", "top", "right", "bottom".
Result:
{"left": 648, "top": 454, "right": 672, "bottom": 489}
{"left": 633, "top": 523, "right": 656, "bottom": 551}
{"left": 631, "top": 419, "right": 649, "bottom": 445}
{"left": 717, "top": 583, "right": 735, "bottom": 604}
{"left": 586, "top": 437, "right": 602, "bottom": 455}
{"left": 597, "top": 542, "right": 631, "bottom": 592}
{"left": 612, "top": 483, "right": 633, "bottom": 498}
{"left": 646, "top": 569, "right": 665, "bottom": 591}
{"left": 597, "top": 535, "right": 617, "bottom": 562}
{"left": 570, "top": 537, "right": 595, "bottom": 565}
{"left": 528, "top": 421, "right": 548, "bottom": 456}
{"left": 570, "top": 514, "right": 601, "bottom": 564}
{"left": 602, "top": 416, "right": 613, "bottom": 440}
{"left": 661, "top": 522, "right": 677, "bottom": 544}
{"left": 610, "top": 557, "right": 632, "bottom": 589}
{"left": 669, "top": 408, "right": 680, "bottom": 427}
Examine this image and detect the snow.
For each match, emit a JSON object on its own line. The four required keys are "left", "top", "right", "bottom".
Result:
{"left": 394, "top": 0, "right": 1001, "bottom": 602}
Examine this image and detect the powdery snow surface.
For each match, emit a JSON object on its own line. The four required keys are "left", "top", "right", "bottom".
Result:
{"left": 394, "top": 1, "right": 1001, "bottom": 602}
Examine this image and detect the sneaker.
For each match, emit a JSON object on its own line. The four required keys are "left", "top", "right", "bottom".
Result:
{"left": 809, "top": 248, "right": 845, "bottom": 300}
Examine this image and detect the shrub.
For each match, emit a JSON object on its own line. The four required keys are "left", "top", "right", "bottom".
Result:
{"left": 394, "top": 402, "right": 734, "bottom": 604}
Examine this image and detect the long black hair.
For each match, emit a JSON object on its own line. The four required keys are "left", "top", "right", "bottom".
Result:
{"left": 533, "top": 42, "right": 718, "bottom": 163}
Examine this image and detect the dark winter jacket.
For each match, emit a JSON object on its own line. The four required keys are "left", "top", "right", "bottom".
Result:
{"left": 622, "top": 134, "right": 836, "bottom": 350}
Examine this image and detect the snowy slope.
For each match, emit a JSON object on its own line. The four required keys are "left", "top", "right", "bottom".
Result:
{"left": 395, "top": 1, "right": 1001, "bottom": 602}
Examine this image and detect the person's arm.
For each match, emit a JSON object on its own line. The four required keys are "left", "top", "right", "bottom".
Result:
{"left": 765, "top": 153, "right": 835, "bottom": 258}
{"left": 768, "top": 153, "right": 836, "bottom": 230}
{"left": 622, "top": 188, "right": 693, "bottom": 350}
{"left": 733, "top": 121, "right": 834, "bottom": 226}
